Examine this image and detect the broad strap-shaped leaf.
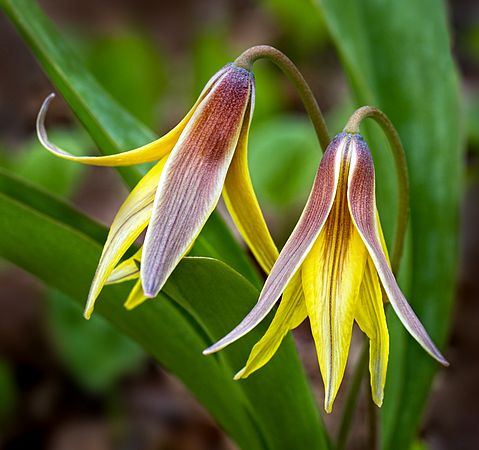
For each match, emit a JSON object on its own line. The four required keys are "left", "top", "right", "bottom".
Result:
{"left": 0, "top": 193, "right": 260, "bottom": 450}
{"left": 0, "top": 171, "right": 329, "bottom": 450}
{"left": 315, "top": 1, "right": 461, "bottom": 446}
{"left": 164, "top": 258, "right": 330, "bottom": 450}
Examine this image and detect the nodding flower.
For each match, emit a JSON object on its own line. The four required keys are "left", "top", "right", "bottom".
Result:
{"left": 204, "top": 132, "right": 448, "bottom": 413}
{"left": 37, "top": 63, "right": 278, "bottom": 319}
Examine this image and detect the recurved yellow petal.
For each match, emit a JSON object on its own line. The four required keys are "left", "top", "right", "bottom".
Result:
{"left": 223, "top": 92, "right": 278, "bottom": 274}
{"left": 355, "top": 257, "right": 389, "bottom": 407}
{"left": 302, "top": 160, "right": 367, "bottom": 413}
{"left": 37, "top": 95, "right": 198, "bottom": 166}
{"left": 124, "top": 279, "right": 149, "bottom": 310}
{"left": 84, "top": 158, "right": 166, "bottom": 319}
{"left": 37, "top": 66, "right": 231, "bottom": 167}
{"left": 106, "top": 248, "right": 142, "bottom": 284}
{"left": 234, "top": 272, "right": 307, "bottom": 380}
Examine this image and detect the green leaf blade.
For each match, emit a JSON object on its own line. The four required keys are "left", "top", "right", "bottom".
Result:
{"left": 315, "top": 0, "right": 463, "bottom": 448}
{"left": 0, "top": 168, "right": 328, "bottom": 449}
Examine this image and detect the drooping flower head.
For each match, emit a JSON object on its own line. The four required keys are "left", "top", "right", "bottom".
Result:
{"left": 204, "top": 132, "right": 448, "bottom": 412}
{"left": 37, "top": 63, "right": 278, "bottom": 318}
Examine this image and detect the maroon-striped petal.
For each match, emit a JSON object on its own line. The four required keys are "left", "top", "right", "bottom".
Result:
{"left": 347, "top": 134, "right": 448, "bottom": 366}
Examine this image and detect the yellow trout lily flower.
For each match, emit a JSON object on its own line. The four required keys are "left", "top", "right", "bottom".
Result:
{"left": 204, "top": 132, "right": 448, "bottom": 413}
{"left": 37, "top": 63, "right": 278, "bottom": 318}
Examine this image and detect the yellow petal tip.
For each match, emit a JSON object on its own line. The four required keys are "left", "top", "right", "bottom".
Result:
{"left": 372, "top": 393, "right": 384, "bottom": 408}
{"left": 233, "top": 368, "right": 246, "bottom": 380}
{"left": 324, "top": 403, "right": 333, "bottom": 414}
{"left": 123, "top": 299, "right": 139, "bottom": 311}
{"left": 324, "top": 387, "right": 339, "bottom": 414}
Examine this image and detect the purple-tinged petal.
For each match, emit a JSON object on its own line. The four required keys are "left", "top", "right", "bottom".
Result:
{"left": 141, "top": 66, "right": 253, "bottom": 297}
{"left": 347, "top": 134, "right": 448, "bottom": 366}
{"left": 203, "top": 133, "right": 349, "bottom": 355}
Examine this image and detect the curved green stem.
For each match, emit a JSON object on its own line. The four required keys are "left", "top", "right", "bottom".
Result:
{"left": 235, "top": 45, "right": 330, "bottom": 152}
{"left": 344, "top": 106, "right": 409, "bottom": 275}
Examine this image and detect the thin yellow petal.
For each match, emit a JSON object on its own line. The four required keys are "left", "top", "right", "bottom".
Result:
{"left": 106, "top": 248, "right": 142, "bottom": 285}
{"left": 223, "top": 86, "right": 278, "bottom": 273}
{"left": 355, "top": 257, "right": 389, "bottom": 407}
{"left": 235, "top": 272, "right": 306, "bottom": 379}
{"left": 84, "top": 158, "right": 166, "bottom": 319}
{"left": 38, "top": 95, "right": 192, "bottom": 166}
{"left": 124, "top": 279, "right": 149, "bottom": 310}
{"left": 106, "top": 239, "right": 194, "bottom": 286}
{"left": 37, "top": 67, "right": 229, "bottom": 166}
{"left": 302, "top": 147, "right": 367, "bottom": 413}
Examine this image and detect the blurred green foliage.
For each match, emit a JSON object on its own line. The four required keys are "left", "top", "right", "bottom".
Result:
{"left": 260, "top": 0, "right": 329, "bottom": 53}
{"left": 465, "top": 92, "right": 479, "bottom": 150}
{"left": 83, "top": 32, "right": 167, "bottom": 129}
{"left": 249, "top": 114, "right": 319, "bottom": 208}
{"left": 47, "top": 290, "right": 144, "bottom": 392}
{"left": 1, "top": 128, "right": 90, "bottom": 196}
{"left": 0, "top": 128, "right": 147, "bottom": 394}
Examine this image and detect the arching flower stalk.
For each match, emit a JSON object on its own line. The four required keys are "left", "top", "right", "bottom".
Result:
{"left": 204, "top": 131, "right": 448, "bottom": 413}
{"left": 37, "top": 63, "right": 278, "bottom": 318}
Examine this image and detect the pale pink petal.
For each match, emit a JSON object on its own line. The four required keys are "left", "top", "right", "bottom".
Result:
{"left": 347, "top": 134, "right": 448, "bottom": 366}
{"left": 203, "top": 133, "right": 349, "bottom": 354}
{"left": 141, "top": 65, "right": 253, "bottom": 297}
